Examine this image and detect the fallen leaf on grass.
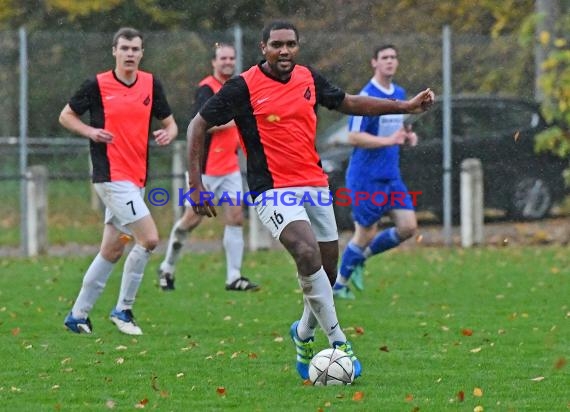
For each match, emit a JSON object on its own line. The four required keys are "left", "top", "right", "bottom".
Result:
{"left": 60, "top": 357, "right": 71, "bottom": 365}
{"left": 302, "top": 379, "right": 312, "bottom": 386}
{"left": 115, "top": 357, "right": 124, "bottom": 365}
{"left": 461, "top": 328, "right": 473, "bottom": 336}
{"left": 470, "top": 347, "right": 482, "bottom": 353}
{"left": 473, "top": 387, "right": 483, "bottom": 397}
{"left": 405, "top": 393, "right": 414, "bottom": 402}
{"left": 457, "top": 391, "right": 465, "bottom": 402}
{"left": 355, "top": 326, "right": 365, "bottom": 335}
{"left": 474, "top": 406, "right": 484, "bottom": 412}
{"left": 216, "top": 386, "right": 226, "bottom": 396}
{"left": 134, "top": 398, "right": 148, "bottom": 409}
{"left": 352, "top": 391, "right": 364, "bottom": 401}
{"left": 176, "top": 373, "right": 184, "bottom": 378}
{"left": 554, "top": 357, "right": 566, "bottom": 369}
{"left": 274, "top": 336, "right": 283, "bottom": 342}
{"left": 379, "top": 346, "right": 389, "bottom": 352}
{"left": 530, "top": 376, "right": 545, "bottom": 382}
{"left": 105, "top": 399, "right": 116, "bottom": 409}
{"left": 115, "top": 345, "right": 127, "bottom": 351}
{"left": 11, "top": 328, "right": 20, "bottom": 336}
{"left": 151, "top": 375, "right": 160, "bottom": 391}
{"left": 248, "top": 352, "right": 258, "bottom": 359}
{"left": 51, "top": 385, "right": 60, "bottom": 390}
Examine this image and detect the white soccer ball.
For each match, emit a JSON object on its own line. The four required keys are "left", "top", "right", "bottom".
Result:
{"left": 308, "top": 348, "right": 355, "bottom": 386}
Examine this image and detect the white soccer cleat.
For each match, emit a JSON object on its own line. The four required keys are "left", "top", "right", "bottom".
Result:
{"left": 110, "top": 308, "right": 143, "bottom": 335}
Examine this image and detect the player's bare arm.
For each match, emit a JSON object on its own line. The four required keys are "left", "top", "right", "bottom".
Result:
{"left": 186, "top": 114, "right": 217, "bottom": 217}
{"left": 348, "top": 128, "right": 408, "bottom": 149}
{"left": 153, "top": 114, "right": 178, "bottom": 146}
{"left": 207, "top": 119, "right": 236, "bottom": 133}
{"left": 59, "top": 104, "right": 113, "bottom": 143}
{"left": 338, "top": 88, "right": 435, "bottom": 116}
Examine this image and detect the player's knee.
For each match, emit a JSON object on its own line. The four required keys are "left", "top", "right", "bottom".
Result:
{"left": 141, "top": 236, "right": 159, "bottom": 251}
{"left": 102, "top": 248, "right": 123, "bottom": 263}
{"left": 292, "top": 241, "right": 320, "bottom": 271}
{"left": 397, "top": 222, "right": 417, "bottom": 241}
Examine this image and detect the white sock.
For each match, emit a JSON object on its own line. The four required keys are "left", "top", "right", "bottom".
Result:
{"left": 116, "top": 244, "right": 151, "bottom": 311}
{"left": 298, "top": 267, "right": 347, "bottom": 345}
{"left": 223, "top": 225, "right": 244, "bottom": 284}
{"left": 160, "top": 219, "right": 189, "bottom": 275}
{"left": 72, "top": 253, "right": 115, "bottom": 319}
{"left": 297, "top": 298, "right": 319, "bottom": 340}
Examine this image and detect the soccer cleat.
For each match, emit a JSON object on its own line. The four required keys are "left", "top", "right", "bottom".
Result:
{"left": 332, "top": 284, "right": 356, "bottom": 300}
{"left": 351, "top": 264, "right": 365, "bottom": 291}
{"left": 109, "top": 308, "right": 143, "bottom": 335}
{"left": 332, "top": 340, "right": 362, "bottom": 378}
{"left": 289, "top": 320, "right": 315, "bottom": 379}
{"left": 157, "top": 268, "right": 175, "bottom": 291}
{"left": 64, "top": 312, "right": 93, "bottom": 334}
{"left": 225, "top": 277, "right": 260, "bottom": 291}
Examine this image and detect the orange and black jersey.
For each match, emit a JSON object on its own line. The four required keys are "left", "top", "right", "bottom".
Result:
{"left": 68, "top": 70, "right": 172, "bottom": 187}
{"left": 199, "top": 62, "right": 345, "bottom": 195}
{"left": 192, "top": 76, "right": 240, "bottom": 176}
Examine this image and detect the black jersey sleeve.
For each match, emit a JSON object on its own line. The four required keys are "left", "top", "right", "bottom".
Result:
{"left": 199, "top": 76, "right": 250, "bottom": 127}
{"left": 68, "top": 78, "right": 99, "bottom": 115}
{"left": 191, "top": 85, "right": 215, "bottom": 118}
{"left": 151, "top": 77, "right": 173, "bottom": 120}
{"left": 308, "top": 66, "right": 346, "bottom": 110}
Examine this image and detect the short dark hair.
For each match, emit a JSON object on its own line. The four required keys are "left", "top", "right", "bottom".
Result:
{"left": 212, "top": 42, "right": 235, "bottom": 59}
{"left": 373, "top": 44, "right": 397, "bottom": 59}
{"left": 112, "top": 27, "right": 143, "bottom": 48}
{"left": 261, "top": 21, "right": 299, "bottom": 43}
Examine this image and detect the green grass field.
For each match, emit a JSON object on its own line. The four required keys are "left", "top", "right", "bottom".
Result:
{"left": 0, "top": 246, "right": 568, "bottom": 411}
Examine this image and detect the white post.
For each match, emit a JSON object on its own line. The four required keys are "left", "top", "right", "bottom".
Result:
{"left": 172, "top": 140, "right": 185, "bottom": 222}
{"left": 25, "top": 165, "right": 48, "bottom": 256}
{"left": 248, "top": 206, "right": 272, "bottom": 251}
{"left": 460, "top": 158, "right": 484, "bottom": 247}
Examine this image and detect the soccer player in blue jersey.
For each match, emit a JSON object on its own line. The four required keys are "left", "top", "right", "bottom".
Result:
{"left": 334, "top": 44, "right": 419, "bottom": 299}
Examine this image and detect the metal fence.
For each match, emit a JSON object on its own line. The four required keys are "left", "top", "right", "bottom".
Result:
{"left": 0, "top": 27, "right": 537, "bottom": 250}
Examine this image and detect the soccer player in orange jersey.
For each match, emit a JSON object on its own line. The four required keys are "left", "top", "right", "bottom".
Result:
{"left": 60, "top": 27, "right": 178, "bottom": 335}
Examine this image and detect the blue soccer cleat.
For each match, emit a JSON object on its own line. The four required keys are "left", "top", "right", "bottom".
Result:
{"left": 64, "top": 311, "right": 93, "bottom": 334}
{"left": 351, "top": 263, "right": 365, "bottom": 291}
{"left": 289, "top": 320, "right": 315, "bottom": 379}
{"left": 332, "top": 340, "right": 362, "bottom": 378}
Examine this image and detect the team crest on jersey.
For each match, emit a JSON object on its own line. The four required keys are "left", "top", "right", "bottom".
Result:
{"left": 304, "top": 87, "right": 311, "bottom": 100}
{"left": 266, "top": 114, "right": 281, "bottom": 122}
{"left": 143, "top": 95, "right": 151, "bottom": 106}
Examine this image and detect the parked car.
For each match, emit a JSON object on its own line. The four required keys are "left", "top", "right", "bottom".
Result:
{"left": 319, "top": 95, "right": 568, "bottom": 230}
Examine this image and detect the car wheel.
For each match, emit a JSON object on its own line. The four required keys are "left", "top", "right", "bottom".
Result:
{"left": 334, "top": 203, "right": 354, "bottom": 231}
{"left": 509, "top": 177, "right": 552, "bottom": 220}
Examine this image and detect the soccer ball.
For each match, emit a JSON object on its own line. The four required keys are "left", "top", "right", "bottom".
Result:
{"left": 308, "top": 348, "right": 355, "bottom": 386}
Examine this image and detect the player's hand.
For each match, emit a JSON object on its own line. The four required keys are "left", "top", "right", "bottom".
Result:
{"left": 189, "top": 183, "right": 217, "bottom": 217}
{"left": 391, "top": 128, "right": 408, "bottom": 145}
{"left": 406, "top": 131, "right": 418, "bottom": 146}
{"left": 404, "top": 124, "right": 418, "bottom": 147}
{"left": 89, "top": 128, "right": 114, "bottom": 143}
{"left": 153, "top": 129, "right": 175, "bottom": 146}
{"left": 407, "top": 88, "right": 435, "bottom": 114}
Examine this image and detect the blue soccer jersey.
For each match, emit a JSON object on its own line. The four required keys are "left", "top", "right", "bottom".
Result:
{"left": 346, "top": 78, "right": 407, "bottom": 183}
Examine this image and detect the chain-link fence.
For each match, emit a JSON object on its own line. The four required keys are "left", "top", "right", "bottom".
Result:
{"left": 0, "top": 28, "right": 537, "bottom": 249}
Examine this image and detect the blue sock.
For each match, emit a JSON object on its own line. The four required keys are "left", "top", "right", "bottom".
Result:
{"left": 367, "top": 227, "right": 401, "bottom": 256}
{"left": 338, "top": 241, "right": 365, "bottom": 279}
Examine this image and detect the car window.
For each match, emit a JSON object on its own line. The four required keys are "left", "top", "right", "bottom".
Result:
{"left": 495, "top": 102, "right": 541, "bottom": 132}
{"left": 409, "top": 108, "right": 441, "bottom": 140}
{"left": 453, "top": 105, "right": 498, "bottom": 138}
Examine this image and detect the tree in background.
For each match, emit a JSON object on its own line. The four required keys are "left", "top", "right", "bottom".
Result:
{"left": 523, "top": 2, "right": 570, "bottom": 184}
